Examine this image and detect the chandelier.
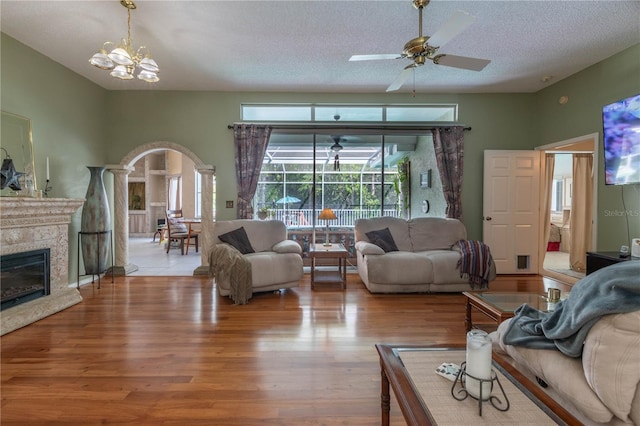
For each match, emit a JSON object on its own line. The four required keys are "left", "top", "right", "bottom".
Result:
{"left": 89, "top": 0, "right": 159, "bottom": 83}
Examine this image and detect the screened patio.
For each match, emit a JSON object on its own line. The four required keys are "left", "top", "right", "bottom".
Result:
{"left": 254, "top": 133, "right": 413, "bottom": 263}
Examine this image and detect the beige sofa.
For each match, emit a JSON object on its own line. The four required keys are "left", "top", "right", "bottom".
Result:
{"left": 210, "top": 220, "right": 303, "bottom": 299}
{"left": 354, "top": 216, "right": 495, "bottom": 293}
{"left": 492, "top": 310, "right": 640, "bottom": 425}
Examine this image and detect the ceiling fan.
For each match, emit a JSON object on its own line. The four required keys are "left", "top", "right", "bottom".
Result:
{"left": 349, "top": 0, "right": 491, "bottom": 92}
{"left": 328, "top": 135, "right": 344, "bottom": 171}
{"left": 329, "top": 135, "right": 344, "bottom": 152}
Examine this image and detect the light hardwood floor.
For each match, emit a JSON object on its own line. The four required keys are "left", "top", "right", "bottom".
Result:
{"left": 1, "top": 274, "right": 571, "bottom": 425}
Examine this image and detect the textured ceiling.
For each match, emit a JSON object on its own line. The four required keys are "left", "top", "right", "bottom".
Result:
{"left": 1, "top": 1, "right": 639, "bottom": 93}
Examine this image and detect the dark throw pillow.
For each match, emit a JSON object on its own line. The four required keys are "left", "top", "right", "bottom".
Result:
{"left": 218, "top": 227, "right": 255, "bottom": 254}
{"left": 365, "top": 227, "right": 399, "bottom": 253}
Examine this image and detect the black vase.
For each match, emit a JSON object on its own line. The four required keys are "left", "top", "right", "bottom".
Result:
{"left": 80, "top": 166, "right": 111, "bottom": 275}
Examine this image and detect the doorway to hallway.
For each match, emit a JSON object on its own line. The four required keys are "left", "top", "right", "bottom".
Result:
{"left": 537, "top": 133, "right": 598, "bottom": 284}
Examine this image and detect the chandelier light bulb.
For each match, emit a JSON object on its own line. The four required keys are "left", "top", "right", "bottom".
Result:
{"left": 138, "top": 56, "right": 159, "bottom": 73}
{"left": 89, "top": 49, "right": 114, "bottom": 70}
{"left": 110, "top": 65, "right": 134, "bottom": 80}
{"left": 108, "top": 42, "right": 134, "bottom": 66}
{"left": 137, "top": 70, "right": 159, "bottom": 83}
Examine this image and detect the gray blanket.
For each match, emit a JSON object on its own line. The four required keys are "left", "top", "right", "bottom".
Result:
{"left": 502, "top": 261, "right": 640, "bottom": 357}
{"left": 209, "top": 243, "right": 253, "bottom": 305}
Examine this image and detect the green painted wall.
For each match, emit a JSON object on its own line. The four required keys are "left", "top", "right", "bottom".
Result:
{"left": 104, "top": 91, "right": 536, "bottom": 241}
{"left": 535, "top": 44, "right": 640, "bottom": 250}
{"left": 2, "top": 32, "right": 639, "bottom": 284}
{"left": 1, "top": 33, "right": 109, "bottom": 284}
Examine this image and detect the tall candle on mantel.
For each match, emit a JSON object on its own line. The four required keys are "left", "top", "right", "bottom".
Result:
{"left": 46, "top": 157, "right": 50, "bottom": 180}
{"left": 465, "top": 329, "right": 493, "bottom": 400}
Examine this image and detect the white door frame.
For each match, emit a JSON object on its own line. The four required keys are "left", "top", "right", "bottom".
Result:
{"left": 535, "top": 133, "right": 599, "bottom": 283}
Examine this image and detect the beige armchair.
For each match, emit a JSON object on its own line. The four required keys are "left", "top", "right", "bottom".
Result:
{"left": 209, "top": 219, "right": 303, "bottom": 303}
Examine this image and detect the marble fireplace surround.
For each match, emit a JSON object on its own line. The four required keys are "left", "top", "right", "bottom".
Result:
{"left": 1, "top": 197, "right": 84, "bottom": 335}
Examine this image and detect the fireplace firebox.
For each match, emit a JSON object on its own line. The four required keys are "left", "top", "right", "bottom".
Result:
{"left": 1, "top": 248, "right": 51, "bottom": 311}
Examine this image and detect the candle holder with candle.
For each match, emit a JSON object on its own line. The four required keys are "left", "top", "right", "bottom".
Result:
{"left": 450, "top": 330, "right": 510, "bottom": 416}
{"left": 43, "top": 179, "right": 52, "bottom": 197}
{"left": 43, "top": 157, "right": 52, "bottom": 197}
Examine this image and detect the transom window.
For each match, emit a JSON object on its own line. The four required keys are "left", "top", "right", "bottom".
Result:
{"left": 242, "top": 104, "right": 457, "bottom": 122}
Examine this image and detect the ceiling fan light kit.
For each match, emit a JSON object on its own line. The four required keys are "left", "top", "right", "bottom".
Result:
{"left": 329, "top": 136, "right": 344, "bottom": 171}
{"left": 330, "top": 136, "right": 344, "bottom": 152}
{"left": 89, "top": 0, "right": 160, "bottom": 83}
{"left": 350, "top": 0, "right": 490, "bottom": 92}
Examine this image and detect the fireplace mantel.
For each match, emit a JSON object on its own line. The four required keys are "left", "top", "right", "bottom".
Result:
{"left": 1, "top": 197, "right": 85, "bottom": 335}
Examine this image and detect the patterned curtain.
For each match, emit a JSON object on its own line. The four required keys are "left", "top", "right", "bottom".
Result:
{"left": 431, "top": 126, "right": 465, "bottom": 219}
{"left": 233, "top": 124, "right": 272, "bottom": 219}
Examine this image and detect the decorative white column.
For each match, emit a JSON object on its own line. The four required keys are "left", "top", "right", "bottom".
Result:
{"left": 194, "top": 165, "right": 216, "bottom": 276}
{"left": 106, "top": 165, "right": 138, "bottom": 275}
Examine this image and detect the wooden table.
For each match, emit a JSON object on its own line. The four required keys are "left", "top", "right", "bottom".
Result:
{"left": 309, "top": 243, "right": 348, "bottom": 290}
{"left": 375, "top": 344, "right": 581, "bottom": 426}
{"left": 462, "top": 292, "right": 550, "bottom": 332}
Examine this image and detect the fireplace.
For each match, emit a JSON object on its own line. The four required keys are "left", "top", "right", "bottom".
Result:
{"left": 1, "top": 248, "right": 51, "bottom": 311}
{"left": 1, "top": 197, "right": 84, "bottom": 335}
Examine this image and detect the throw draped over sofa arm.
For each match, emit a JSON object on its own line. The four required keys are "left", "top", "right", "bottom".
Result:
{"left": 209, "top": 244, "right": 253, "bottom": 305}
{"left": 209, "top": 220, "right": 304, "bottom": 303}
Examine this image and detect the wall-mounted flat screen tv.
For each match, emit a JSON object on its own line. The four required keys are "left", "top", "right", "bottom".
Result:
{"left": 602, "top": 94, "right": 640, "bottom": 185}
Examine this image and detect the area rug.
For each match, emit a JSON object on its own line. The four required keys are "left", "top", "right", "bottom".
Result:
{"left": 399, "top": 349, "right": 557, "bottom": 425}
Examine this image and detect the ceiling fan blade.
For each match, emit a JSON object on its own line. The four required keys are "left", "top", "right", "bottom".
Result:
{"left": 386, "top": 66, "right": 414, "bottom": 92}
{"left": 349, "top": 54, "right": 401, "bottom": 61}
{"left": 427, "top": 10, "right": 475, "bottom": 48}
{"left": 432, "top": 54, "right": 490, "bottom": 71}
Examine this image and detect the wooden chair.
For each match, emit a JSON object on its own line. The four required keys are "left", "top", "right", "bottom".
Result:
{"left": 165, "top": 209, "right": 199, "bottom": 255}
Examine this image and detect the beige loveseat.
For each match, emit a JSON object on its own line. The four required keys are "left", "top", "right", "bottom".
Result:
{"left": 491, "top": 261, "right": 640, "bottom": 425}
{"left": 354, "top": 216, "right": 495, "bottom": 293}
{"left": 210, "top": 220, "right": 303, "bottom": 302}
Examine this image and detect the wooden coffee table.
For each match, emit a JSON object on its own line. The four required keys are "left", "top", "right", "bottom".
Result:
{"left": 375, "top": 344, "right": 580, "bottom": 425}
{"left": 462, "top": 292, "right": 552, "bottom": 332}
{"left": 309, "top": 243, "right": 348, "bottom": 290}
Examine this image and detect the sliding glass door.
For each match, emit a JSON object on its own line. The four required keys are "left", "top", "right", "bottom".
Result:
{"left": 255, "top": 132, "right": 412, "bottom": 263}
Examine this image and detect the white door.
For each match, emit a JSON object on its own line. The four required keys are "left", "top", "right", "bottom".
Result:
{"left": 483, "top": 150, "right": 541, "bottom": 274}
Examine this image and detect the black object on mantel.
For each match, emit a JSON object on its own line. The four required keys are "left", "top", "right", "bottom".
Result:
{"left": 0, "top": 157, "right": 25, "bottom": 191}
{"left": 586, "top": 251, "right": 639, "bottom": 275}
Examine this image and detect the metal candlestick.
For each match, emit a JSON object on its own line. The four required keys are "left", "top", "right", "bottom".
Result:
{"left": 43, "top": 179, "right": 52, "bottom": 197}
{"left": 451, "top": 361, "right": 510, "bottom": 416}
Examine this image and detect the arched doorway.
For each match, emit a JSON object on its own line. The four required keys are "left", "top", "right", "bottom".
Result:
{"left": 109, "top": 141, "right": 215, "bottom": 276}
